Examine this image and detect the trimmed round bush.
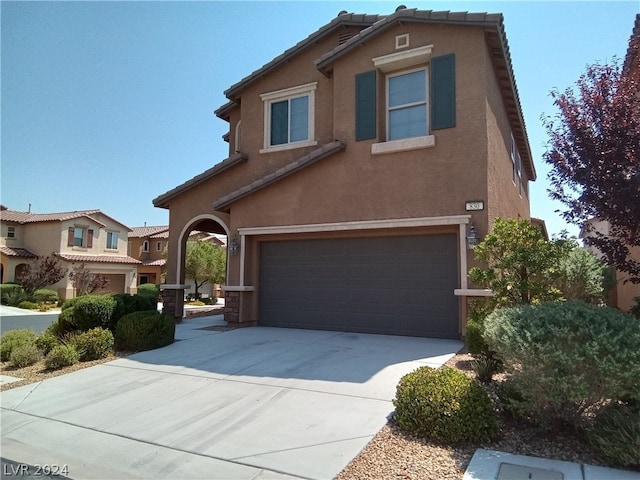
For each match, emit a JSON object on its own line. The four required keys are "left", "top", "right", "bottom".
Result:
{"left": 484, "top": 301, "right": 640, "bottom": 426}
{"left": 72, "top": 327, "right": 114, "bottom": 361}
{"left": 17, "top": 300, "right": 38, "bottom": 310}
{"left": 74, "top": 294, "right": 118, "bottom": 332}
{"left": 33, "top": 288, "right": 59, "bottom": 304}
{"left": 137, "top": 283, "right": 160, "bottom": 300}
{"left": 1, "top": 329, "right": 36, "bottom": 362}
{"left": 35, "top": 333, "right": 59, "bottom": 355}
{"left": 0, "top": 283, "right": 23, "bottom": 305}
{"left": 45, "top": 344, "right": 79, "bottom": 370}
{"left": 587, "top": 401, "right": 640, "bottom": 468}
{"left": 57, "top": 307, "right": 77, "bottom": 334}
{"left": 115, "top": 310, "right": 175, "bottom": 352}
{"left": 9, "top": 344, "right": 42, "bottom": 367}
{"left": 393, "top": 366, "right": 498, "bottom": 443}
{"left": 112, "top": 293, "right": 157, "bottom": 324}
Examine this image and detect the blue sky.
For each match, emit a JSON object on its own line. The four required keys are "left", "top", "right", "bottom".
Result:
{"left": 1, "top": 1, "right": 637, "bottom": 235}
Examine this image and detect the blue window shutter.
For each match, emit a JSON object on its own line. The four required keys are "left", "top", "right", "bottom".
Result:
{"left": 355, "top": 70, "right": 377, "bottom": 141}
{"left": 431, "top": 54, "right": 456, "bottom": 130}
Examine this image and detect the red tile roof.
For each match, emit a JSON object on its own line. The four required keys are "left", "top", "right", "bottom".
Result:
{"left": 56, "top": 253, "right": 141, "bottom": 264}
{"left": 143, "top": 259, "right": 166, "bottom": 267}
{"left": 0, "top": 246, "right": 38, "bottom": 258}
{"left": 0, "top": 209, "right": 131, "bottom": 230}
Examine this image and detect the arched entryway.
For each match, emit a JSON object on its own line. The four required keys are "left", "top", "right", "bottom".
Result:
{"left": 162, "top": 213, "right": 230, "bottom": 320}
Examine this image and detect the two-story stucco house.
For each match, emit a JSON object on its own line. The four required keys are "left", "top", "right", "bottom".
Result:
{"left": 128, "top": 225, "right": 170, "bottom": 286}
{"left": 153, "top": 7, "right": 537, "bottom": 339}
{"left": 0, "top": 208, "right": 140, "bottom": 299}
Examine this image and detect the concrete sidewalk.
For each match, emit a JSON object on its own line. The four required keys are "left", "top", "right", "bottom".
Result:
{"left": 1, "top": 315, "right": 462, "bottom": 479}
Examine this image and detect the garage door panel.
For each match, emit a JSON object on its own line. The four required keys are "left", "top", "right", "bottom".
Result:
{"left": 259, "top": 234, "right": 459, "bottom": 339}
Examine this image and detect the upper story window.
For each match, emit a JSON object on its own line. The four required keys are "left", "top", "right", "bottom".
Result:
{"left": 7, "top": 226, "right": 15, "bottom": 239}
{"left": 260, "top": 83, "right": 317, "bottom": 153}
{"left": 360, "top": 45, "right": 455, "bottom": 155}
{"left": 106, "top": 231, "right": 118, "bottom": 250}
{"left": 387, "top": 68, "right": 428, "bottom": 141}
{"left": 68, "top": 226, "right": 93, "bottom": 248}
{"left": 142, "top": 240, "right": 149, "bottom": 253}
{"left": 156, "top": 241, "right": 162, "bottom": 251}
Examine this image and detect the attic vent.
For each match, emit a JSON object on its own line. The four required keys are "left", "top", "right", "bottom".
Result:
{"left": 338, "top": 31, "right": 356, "bottom": 45}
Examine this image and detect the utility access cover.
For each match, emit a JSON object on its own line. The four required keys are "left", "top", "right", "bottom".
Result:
{"left": 497, "top": 463, "right": 564, "bottom": 480}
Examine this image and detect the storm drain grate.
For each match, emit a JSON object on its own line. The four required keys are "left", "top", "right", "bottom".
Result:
{"left": 497, "top": 463, "right": 564, "bottom": 480}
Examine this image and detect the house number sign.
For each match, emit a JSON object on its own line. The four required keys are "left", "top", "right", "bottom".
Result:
{"left": 465, "top": 200, "right": 484, "bottom": 211}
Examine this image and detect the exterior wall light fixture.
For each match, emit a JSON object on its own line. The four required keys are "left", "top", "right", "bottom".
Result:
{"left": 229, "top": 235, "right": 240, "bottom": 256}
{"left": 466, "top": 224, "right": 479, "bottom": 250}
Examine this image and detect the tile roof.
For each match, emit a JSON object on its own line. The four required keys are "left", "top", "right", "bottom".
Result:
{"left": 56, "top": 253, "right": 142, "bottom": 264}
{"left": 214, "top": 140, "right": 346, "bottom": 211}
{"left": 0, "top": 209, "right": 132, "bottom": 230}
{"left": 153, "top": 152, "right": 248, "bottom": 209}
{"left": 143, "top": 259, "right": 166, "bottom": 267}
{"left": 0, "top": 246, "right": 38, "bottom": 258}
{"left": 129, "top": 226, "right": 169, "bottom": 238}
{"left": 0, "top": 209, "right": 103, "bottom": 225}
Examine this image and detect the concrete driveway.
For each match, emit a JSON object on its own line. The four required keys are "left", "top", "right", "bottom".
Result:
{"left": 1, "top": 315, "right": 462, "bottom": 480}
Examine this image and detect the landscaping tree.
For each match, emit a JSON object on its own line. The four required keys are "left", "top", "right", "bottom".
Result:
{"left": 69, "top": 262, "right": 110, "bottom": 296}
{"left": 542, "top": 32, "right": 640, "bottom": 283}
{"left": 469, "top": 218, "right": 572, "bottom": 308}
{"left": 16, "top": 254, "right": 66, "bottom": 295}
{"left": 184, "top": 240, "right": 226, "bottom": 300}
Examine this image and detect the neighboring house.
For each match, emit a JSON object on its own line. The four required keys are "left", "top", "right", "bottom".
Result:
{"left": 0, "top": 208, "right": 140, "bottom": 299}
{"left": 128, "top": 225, "right": 226, "bottom": 298}
{"left": 128, "top": 225, "right": 170, "bottom": 286}
{"left": 582, "top": 219, "right": 640, "bottom": 313}
{"left": 153, "top": 7, "right": 537, "bottom": 339}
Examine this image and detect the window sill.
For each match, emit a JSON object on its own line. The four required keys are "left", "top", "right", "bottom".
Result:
{"left": 260, "top": 140, "right": 317, "bottom": 154}
{"left": 371, "top": 135, "right": 435, "bottom": 155}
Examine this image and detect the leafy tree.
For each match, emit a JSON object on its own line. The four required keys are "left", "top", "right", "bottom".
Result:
{"left": 556, "top": 246, "right": 610, "bottom": 304}
{"left": 184, "top": 241, "right": 226, "bottom": 300}
{"left": 542, "top": 33, "right": 640, "bottom": 283}
{"left": 469, "top": 218, "right": 572, "bottom": 308}
{"left": 16, "top": 254, "right": 66, "bottom": 295}
{"left": 69, "top": 262, "right": 110, "bottom": 296}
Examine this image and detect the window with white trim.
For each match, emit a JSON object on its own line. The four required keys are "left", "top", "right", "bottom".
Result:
{"left": 106, "top": 231, "right": 118, "bottom": 250}
{"left": 260, "top": 83, "right": 317, "bottom": 152}
{"left": 387, "top": 68, "right": 428, "bottom": 141}
{"left": 7, "top": 226, "right": 15, "bottom": 239}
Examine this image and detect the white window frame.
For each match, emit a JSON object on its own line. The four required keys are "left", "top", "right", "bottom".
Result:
{"left": 260, "top": 82, "right": 317, "bottom": 153}
{"left": 371, "top": 45, "right": 435, "bottom": 155}
{"left": 511, "top": 134, "right": 517, "bottom": 186}
{"left": 385, "top": 67, "right": 429, "bottom": 142}
{"left": 7, "top": 226, "right": 15, "bottom": 239}
{"left": 106, "top": 231, "right": 119, "bottom": 250}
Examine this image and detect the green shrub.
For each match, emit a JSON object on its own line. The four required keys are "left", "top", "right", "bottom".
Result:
{"left": 484, "top": 301, "right": 640, "bottom": 427}
{"left": 631, "top": 296, "right": 640, "bottom": 319}
{"left": 587, "top": 402, "right": 640, "bottom": 468}
{"left": 393, "top": 366, "right": 498, "bottom": 443}
{"left": 115, "top": 310, "right": 175, "bottom": 352}
{"left": 17, "top": 300, "right": 38, "bottom": 310}
{"left": 61, "top": 297, "right": 81, "bottom": 311}
{"left": 472, "top": 353, "right": 503, "bottom": 384}
{"left": 33, "top": 288, "right": 59, "bottom": 304}
{"left": 57, "top": 308, "right": 77, "bottom": 334}
{"left": 1, "top": 329, "right": 36, "bottom": 362}
{"left": 45, "top": 345, "right": 79, "bottom": 370}
{"left": 137, "top": 283, "right": 160, "bottom": 299}
{"left": 74, "top": 294, "right": 117, "bottom": 331}
{"left": 464, "top": 319, "right": 487, "bottom": 355}
{"left": 0, "top": 283, "right": 23, "bottom": 305}
{"left": 9, "top": 344, "right": 42, "bottom": 367}
{"left": 71, "top": 327, "right": 114, "bottom": 361}
{"left": 35, "top": 333, "right": 59, "bottom": 355}
{"left": 112, "top": 293, "right": 157, "bottom": 325}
